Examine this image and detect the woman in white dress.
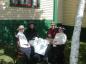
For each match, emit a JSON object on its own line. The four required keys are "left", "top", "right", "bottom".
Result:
{"left": 16, "top": 25, "right": 31, "bottom": 63}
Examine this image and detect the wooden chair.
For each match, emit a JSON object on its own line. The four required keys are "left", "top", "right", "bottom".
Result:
{"left": 14, "top": 38, "right": 27, "bottom": 64}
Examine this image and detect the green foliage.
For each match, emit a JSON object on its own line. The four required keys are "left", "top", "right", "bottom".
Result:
{"left": 0, "top": 20, "right": 51, "bottom": 44}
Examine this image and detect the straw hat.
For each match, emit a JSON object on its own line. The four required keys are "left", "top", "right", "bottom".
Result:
{"left": 51, "top": 21, "right": 55, "bottom": 25}
{"left": 17, "top": 25, "right": 25, "bottom": 30}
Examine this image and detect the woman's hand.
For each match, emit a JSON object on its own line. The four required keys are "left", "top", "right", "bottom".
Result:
{"left": 48, "top": 34, "right": 52, "bottom": 38}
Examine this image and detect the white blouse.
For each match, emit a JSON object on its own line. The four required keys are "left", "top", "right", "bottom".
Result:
{"left": 16, "top": 32, "right": 30, "bottom": 48}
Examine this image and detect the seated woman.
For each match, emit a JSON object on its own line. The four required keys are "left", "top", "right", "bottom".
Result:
{"left": 30, "top": 37, "right": 49, "bottom": 64}
{"left": 25, "top": 22, "right": 38, "bottom": 41}
{"left": 24, "top": 22, "right": 38, "bottom": 64}
{"left": 15, "top": 25, "right": 31, "bottom": 63}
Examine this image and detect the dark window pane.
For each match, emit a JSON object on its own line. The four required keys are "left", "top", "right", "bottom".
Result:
{"left": 10, "top": 0, "right": 39, "bottom": 8}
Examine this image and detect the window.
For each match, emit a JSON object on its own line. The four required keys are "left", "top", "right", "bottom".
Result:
{"left": 10, "top": 0, "right": 39, "bottom": 8}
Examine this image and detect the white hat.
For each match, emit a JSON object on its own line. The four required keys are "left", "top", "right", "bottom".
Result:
{"left": 17, "top": 25, "right": 24, "bottom": 30}
{"left": 58, "top": 27, "right": 65, "bottom": 30}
